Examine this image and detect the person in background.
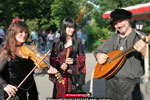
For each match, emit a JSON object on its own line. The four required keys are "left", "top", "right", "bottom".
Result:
{"left": 81, "top": 30, "right": 87, "bottom": 50}
{"left": 49, "top": 17, "right": 86, "bottom": 98}
{"left": 0, "top": 28, "right": 5, "bottom": 45}
{"left": 0, "top": 18, "right": 57, "bottom": 100}
{"left": 39, "top": 30, "right": 47, "bottom": 52}
{"left": 54, "top": 30, "right": 60, "bottom": 40}
{"left": 31, "top": 30, "right": 38, "bottom": 46}
{"left": 94, "top": 9, "right": 146, "bottom": 100}
{"left": 76, "top": 29, "right": 82, "bottom": 39}
{"left": 47, "top": 29, "right": 54, "bottom": 49}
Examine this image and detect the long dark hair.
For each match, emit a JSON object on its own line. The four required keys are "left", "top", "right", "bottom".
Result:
{"left": 1, "top": 20, "right": 29, "bottom": 60}
{"left": 56, "top": 17, "right": 78, "bottom": 57}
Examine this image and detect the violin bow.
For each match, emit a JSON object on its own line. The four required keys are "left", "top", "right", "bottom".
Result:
{"left": 6, "top": 48, "right": 51, "bottom": 100}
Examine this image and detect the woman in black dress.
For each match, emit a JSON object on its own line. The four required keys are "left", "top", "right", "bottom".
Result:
{"left": 0, "top": 18, "right": 57, "bottom": 100}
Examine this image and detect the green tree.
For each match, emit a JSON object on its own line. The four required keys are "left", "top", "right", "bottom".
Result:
{"left": 0, "top": 0, "right": 80, "bottom": 32}
{"left": 84, "top": 18, "right": 111, "bottom": 51}
{"left": 0, "top": 0, "right": 40, "bottom": 29}
{"left": 51, "top": 0, "right": 79, "bottom": 29}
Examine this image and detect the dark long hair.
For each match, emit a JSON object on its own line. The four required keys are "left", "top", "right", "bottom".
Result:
{"left": 1, "top": 20, "right": 29, "bottom": 60}
{"left": 56, "top": 17, "right": 78, "bottom": 57}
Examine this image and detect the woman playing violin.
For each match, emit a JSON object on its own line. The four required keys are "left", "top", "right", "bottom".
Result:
{"left": 0, "top": 18, "right": 57, "bottom": 100}
{"left": 49, "top": 17, "right": 86, "bottom": 98}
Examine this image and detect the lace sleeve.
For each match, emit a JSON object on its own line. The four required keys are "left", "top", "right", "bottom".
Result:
{"left": 0, "top": 50, "right": 8, "bottom": 88}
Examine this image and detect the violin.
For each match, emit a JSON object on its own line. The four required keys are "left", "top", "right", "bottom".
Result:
{"left": 6, "top": 44, "right": 64, "bottom": 100}
{"left": 19, "top": 44, "right": 64, "bottom": 84}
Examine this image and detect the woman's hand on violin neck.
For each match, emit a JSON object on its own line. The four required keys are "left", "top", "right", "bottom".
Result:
{"left": 48, "top": 67, "right": 58, "bottom": 74}
{"left": 60, "top": 63, "right": 68, "bottom": 71}
{"left": 4, "top": 84, "right": 18, "bottom": 97}
{"left": 65, "top": 58, "right": 73, "bottom": 64}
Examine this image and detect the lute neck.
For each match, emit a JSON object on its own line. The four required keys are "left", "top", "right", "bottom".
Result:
{"left": 114, "top": 46, "right": 134, "bottom": 60}
{"left": 114, "top": 34, "right": 148, "bottom": 60}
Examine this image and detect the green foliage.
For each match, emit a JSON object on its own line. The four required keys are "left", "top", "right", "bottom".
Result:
{"left": 51, "top": 0, "right": 79, "bottom": 29}
{"left": 26, "top": 18, "right": 39, "bottom": 42}
{"left": 142, "top": 20, "right": 150, "bottom": 33}
{"left": 83, "top": 18, "right": 110, "bottom": 52}
{"left": 26, "top": 19, "right": 39, "bottom": 33}
{"left": 0, "top": 0, "right": 79, "bottom": 32}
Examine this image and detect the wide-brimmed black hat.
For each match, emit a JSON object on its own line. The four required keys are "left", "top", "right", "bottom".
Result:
{"left": 110, "top": 9, "right": 132, "bottom": 24}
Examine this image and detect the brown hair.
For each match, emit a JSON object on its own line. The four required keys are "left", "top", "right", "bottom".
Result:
{"left": 2, "top": 20, "right": 29, "bottom": 60}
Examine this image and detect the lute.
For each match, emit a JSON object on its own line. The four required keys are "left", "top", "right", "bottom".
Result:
{"left": 94, "top": 34, "right": 150, "bottom": 79}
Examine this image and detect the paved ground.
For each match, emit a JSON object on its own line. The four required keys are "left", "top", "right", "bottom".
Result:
{"left": 34, "top": 52, "right": 150, "bottom": 100}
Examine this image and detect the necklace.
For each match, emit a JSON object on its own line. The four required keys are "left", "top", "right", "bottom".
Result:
{"left": 116, "top": 35, "right": 129, "bottom": 50}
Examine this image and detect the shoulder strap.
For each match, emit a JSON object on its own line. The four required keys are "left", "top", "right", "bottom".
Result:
{"left": 134, "top": 29, "right": 143, "bottom": 39}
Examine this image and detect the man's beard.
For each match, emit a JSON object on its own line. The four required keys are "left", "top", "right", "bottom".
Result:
{"left": 117, "top": 27, "right": 127, "bottom": 35}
